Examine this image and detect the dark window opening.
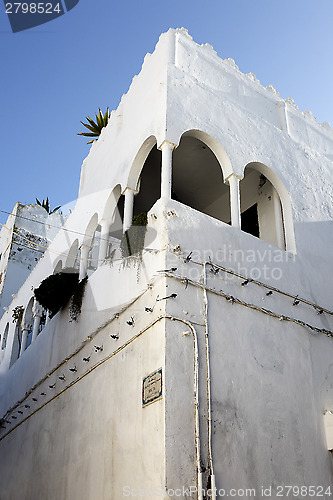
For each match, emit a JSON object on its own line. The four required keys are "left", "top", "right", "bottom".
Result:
{"left": 133, "top": 146, "right": 161, "bottom": 216}
{"left": 172, "top": 135, "right": 230, "bottom": 224}
{"left": 109, "top": 195, "right": 124, "bottom": 240}
{"left": 241, "top": 204, "right": 259, "bottom": 238}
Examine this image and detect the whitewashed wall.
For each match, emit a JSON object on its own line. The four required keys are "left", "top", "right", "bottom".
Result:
{"left": 0, "top": 28, "right": 332, "bottom": 499}
{"left": 0, "top": 203, "right": 64, "bottom": 311}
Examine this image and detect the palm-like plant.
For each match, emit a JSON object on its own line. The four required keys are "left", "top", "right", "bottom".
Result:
{"left": 78, "top": 107, "right": 110, "bottom": 144}
{"left": 36, "top": 197, "right": 61, "bottom": 214}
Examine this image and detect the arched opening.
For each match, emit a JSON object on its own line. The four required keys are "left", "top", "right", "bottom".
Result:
{"left": 240, "top": 163, "right": 289, "bottom": 249}
{"left": 172, "top": 134, "right": 230, "bottom": 223}
{"left": 83, "top": 213, "right": 99, "bottom": 248}
{"left": 0, "top": 322, "right": 9, "bottom": 363}
{"left": 10, "top": 324, "right": 21, "bottom": 366}
{"left": 126, "top": 132, "right": 232, "bottom": 227}
{"left": 38, "top": 309, "right": 47, "bottom": 334}
{"left": 22, "top": 297, "right": 34, "bottom": 351}
{"left": 101, "top": 185, "right": 123, "bottom": 245}
{"left": 88, "top": 224, "right": 102, "bottom": 273}
{"left": 65, "top": 239, "right": 80, "bottom": 272}
{"left": 132, "top": 145, "right": 162, "bottom": 216}
{"left": 53, "top": 260, "right": 63, "bottom": 274}
{"left": 79, "top": 213, "right": 99, "bottom": 279}
{"left": 95, "top": 189, "right": 125, "bottom": 262}
{"left": 1, "top": 323, "right": 9, "bottom": 350}
{"left": 109, "top": 194, "right": 124, "bottom": 241}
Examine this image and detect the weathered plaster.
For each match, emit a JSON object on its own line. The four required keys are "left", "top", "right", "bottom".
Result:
{"left": 0, "top": 29, "right": 332, "bottom": 499}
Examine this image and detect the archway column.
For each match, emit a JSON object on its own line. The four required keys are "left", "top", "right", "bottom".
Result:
{"left": 98, "top": 219, "right": 112, "bottom": 265}
{"left": 160, "top": 141, "right": 176, "bottom": 199}
{"left": 79, "top": 244, "right": 90, "bottom": 280}
{"left": 20, "top": 323, "right": 31, "bottom": 355}
{"left": 45, "top": 311, "right": 50, "bottom": 326}
{"left": 123, "top": 188, "right": 136, "bottom": 233}
{"left": 226, "top": 173, "right": 242, "bottom": 228}
{"left": 31, "top": 300, "right": 43, "bottom": 342}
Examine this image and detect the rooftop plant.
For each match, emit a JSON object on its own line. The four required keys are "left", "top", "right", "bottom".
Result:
{"left": 36, "top": 197, "right": 61, "bottom": 214}
{"left": 78, "top": 107, "right": 110, "bottom": 144}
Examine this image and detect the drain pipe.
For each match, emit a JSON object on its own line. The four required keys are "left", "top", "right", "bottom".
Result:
{"left": 174, "top": 317, "right": 203, "bottom": 500}
{"left": 202, "top": 264, "right": 216, "bottom": 499}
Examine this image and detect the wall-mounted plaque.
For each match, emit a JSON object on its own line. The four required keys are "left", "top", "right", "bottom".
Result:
{"left": 142, "top": 368, "right": 163, "bottom": 407}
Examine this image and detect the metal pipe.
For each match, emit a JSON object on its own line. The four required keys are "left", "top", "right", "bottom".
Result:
{"left": 203, "top": 263, "right": 216, "bottom": 499}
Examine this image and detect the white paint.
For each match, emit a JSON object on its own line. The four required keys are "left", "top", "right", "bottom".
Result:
{"left": 123, "top": 188, "right": 135, "bottom": 233}
{"left": 324, "top": 412, "right": 333, "bottom": 450}
{"left": 79, "top": 245, "right": 89, "bottom": 280}
{"left": 98, "top": 219, "right": 111, "bottom": 266}
{"left": 0, "top": 28, "right": 333, "bottom": 499}
{"left": 226, "top": 173, "right": 241, "bottom": 228}
{"left": 160, "top": 141, "right": 175, "bottom": 199}
{"left": 31, "top": 300, "right": 43, "bottom": 342}
{"left": 0, "top": 203, "right": 65, "bottom": 312}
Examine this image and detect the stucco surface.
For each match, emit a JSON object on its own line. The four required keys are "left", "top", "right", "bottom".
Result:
{"left": 0, "top": 28, "right": 333, "bottom": 499}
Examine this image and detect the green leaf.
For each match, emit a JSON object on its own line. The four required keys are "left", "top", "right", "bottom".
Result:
{"left": 78, "top": 107, "right": 110, "bottom": 144}
{"left": 50, "top": 206, "right": 61, "bottom": 214}
{"left": 86, "top": 116, "right": 97, "bottom": 128}
{"left": 78, "top": 132, "right": 99, "bottom": 137}
{"left": 81, "top": 122, "right": 99, "bottom": 134}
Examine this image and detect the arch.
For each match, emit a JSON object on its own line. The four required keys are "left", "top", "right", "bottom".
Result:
{"left": 127, "top": 136, "right": 157, "bottom": 191}
{"left": 1, "top": 323, "right": 9, "bottom": 350}
{"left": 10, "top": 324, "right": 21, "bottom": 366}
{"left": 125, "top": 131, "right": 234, "bottom": 226}
{"left": 130, "top": 144, "right": 162, "bottom": 217}
{"left": 22, "top": 297, "right": 34, "bottom": 326}
{"left": 240, "top": 162, "right": 296, "bottom": 252}
{"left": 101, "top": 184, "right": 122, "bottom": 222}
{"left": 22, "top": 297, "right": 34, "bottom": 351}
{"left": 65, "top": 239, "right": 80, "bottom": 270}
{"left": 83, "top": 213, "right": 99, "bottom": 247}
{"left": 172, "top": 132, "right": 231, "bottom": 224}
{"left": 178, "top": 129, "right": 233, "bottom": 181}
{"left": 88, "top": 224, "right": 102, "bottom": 272}
{"left": 53, "top": 260, "right": 63, "bottom": 274}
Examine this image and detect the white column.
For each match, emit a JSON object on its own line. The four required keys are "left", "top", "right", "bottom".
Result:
{"left": 79, "top": 244, "right": 90, "bottom": 280}
{"left": 123, "top": 188, "right": 135, "bottom": 233}
{"left": 20, "top": 323, "right": 30, "bottom": 355}
{"left": 98, "top": 219, "right": 111, "bottom": 266}
{"left": 160, "top": 141, "right": 175, "bottom": 199}
{"left": 31, "top": 300, "right": 43, "bottom": 342}
{"left": 227, "top": 173, "right": 242, "bottom": 228}
{"left": 45, "top": 311, "right": 50, "bottom": 326}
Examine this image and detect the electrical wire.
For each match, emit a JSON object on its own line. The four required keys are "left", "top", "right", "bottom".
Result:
{"left": 170, "top": 249, "right": 333, "bottom": 317}
{"left": 0, "top": 208, "right": 86, "bottom": 238}
{"left": 165, "top": 271, "right": 333, "bottom": 337}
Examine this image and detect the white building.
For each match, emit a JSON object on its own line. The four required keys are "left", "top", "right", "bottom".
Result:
{"left": 0, "top": 28, "right": 332, "bottom": 499}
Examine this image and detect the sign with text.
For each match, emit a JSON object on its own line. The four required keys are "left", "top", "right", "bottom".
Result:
{"left": 142, "top": 368, "right": 162, "bottom": 407}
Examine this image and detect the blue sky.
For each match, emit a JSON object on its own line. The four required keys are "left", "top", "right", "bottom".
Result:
{"left": 0, "top": 0, "right": 332, "bottom": 224}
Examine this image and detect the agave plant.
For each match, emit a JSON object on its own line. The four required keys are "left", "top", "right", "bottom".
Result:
{"left": 36, "top": 197, "right": 61, "bottom": 214}
{"left": 78, "top": 107, "right": 110, "bottom": 144}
